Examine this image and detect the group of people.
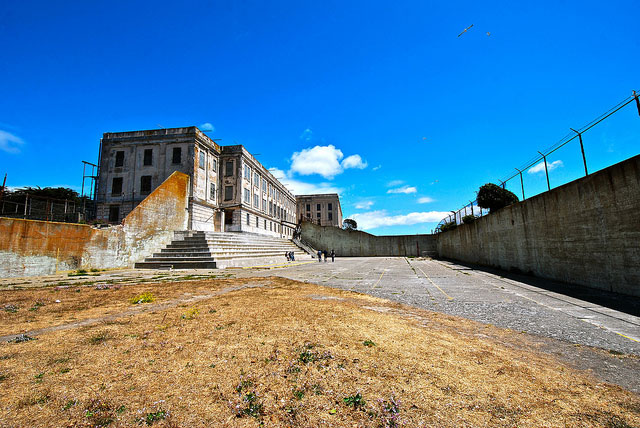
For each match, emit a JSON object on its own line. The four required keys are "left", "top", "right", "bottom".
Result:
{"left": 317, "top": 249, "right": 336, "bottom": 262}
{"left": 285, "top": 251, "right": 296, "bottom": 261}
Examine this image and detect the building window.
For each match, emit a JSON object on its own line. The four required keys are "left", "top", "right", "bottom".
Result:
{"left": 115, "top": 151, "right": 124, "bottom": 167}
{"left": 262, "top": 198, "right": 266, "bottom": 211}
{"left": 256, "top": 216, "right": 259, "bottom": 227}
{"left": 111, "top": 177, "right": 123, "bottom": 195}
{"left": 199, "top": 151, "right": 206, "bottom": 169}
{"left": 225, "top": 161, "right": 234, "bottom": 176}
{"left": 224, "top": 185, "right": 233, "bottom": 201}
{"left": 108, "top": 205, "right": 120, "bottom": 222}
{"left": 210, "top": 183, "right": 216, "bottom": 201}
{"left": 140, "top": 175, "right": 152, "bottom": 193}
{"left": 172, "top": 147, "right": 182, "bottom": 164}
{"left": 264, "top": 219, "right": 266, "bottom": 229}
{"left": 244, "top": 164, "right": 251, "bottom": 179}
{"left": 328, "top": 212, "right": 333, "bottom": 221}
{"left": 254, "top": 193, "right": 259, "bottom": 208}
{"left": 244, "top": 188, "right": 250, "bottom": 202}
{"left": 212, "top": 159, "right": 217, "bottom": 172}
{"left": 328, "top": 203, "right": 333, "bottom": 211}
{"left": 262, "top": 179, "right": 266, "bottom": 192}
{"left": 247, "top": 213, "right": 250, "bottom": 225}
{"left": 317, "top": 204, "right": 321, "bottom": 211}
{"left": 317, "top": 212, "right": 321, "bottom": 219}
{"left": 306, "top": 204, "right": 310, "bottom": 211}
{"left": 143, "top": 149, "right": 153, "bottom": 166}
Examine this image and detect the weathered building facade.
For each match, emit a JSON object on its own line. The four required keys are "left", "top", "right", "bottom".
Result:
{"left": 296, "top": 193, "right": 342, "bottom": 227}
{"left": 95, "top": 127, "right": 296, "bottom": 237}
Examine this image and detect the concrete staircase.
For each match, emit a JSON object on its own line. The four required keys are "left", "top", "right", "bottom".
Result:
{"left": 134, "top": 231, "right": 311, "bottom": 269}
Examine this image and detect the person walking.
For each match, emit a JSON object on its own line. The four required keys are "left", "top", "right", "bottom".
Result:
{"left": 317, "top": 250, "right": 322, "bottom": 262}
{"left": 290, "top": 251, "right": 295, "bottom": 261}
{"left": 323, "top": 250, "right": 327, "bottom": 262}
{"left": 330, "top": 249, "right": 335, "bottom": 262}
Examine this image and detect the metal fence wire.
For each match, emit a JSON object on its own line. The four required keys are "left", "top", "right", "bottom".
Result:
{"left": 0, "top": 194, "right": 94, "bottom": 223}
{"left": 436, "top": 90, "right": 640, "bottom": 232}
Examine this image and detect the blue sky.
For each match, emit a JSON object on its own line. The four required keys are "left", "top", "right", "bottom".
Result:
{"left": 1, "top": 0, "right": 639, "bottom": 234}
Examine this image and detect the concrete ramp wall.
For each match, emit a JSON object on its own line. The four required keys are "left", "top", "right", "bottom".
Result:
{"left": 300, "top": 221, "right": 436, "bottom": 257}
{"left": 436, "top": 155, "right": 640, "bottom": 297}
{"left": 0, "top": 171, "right": 190, "bottom": 278}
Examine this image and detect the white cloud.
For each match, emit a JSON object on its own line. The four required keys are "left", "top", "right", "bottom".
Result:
{"left": 300, "top": 128, "right": 313, "bottom": 142}
{"left": 417, "top": 196, "right": 435, "bottom": 204}
{"left": 199, "top": 123, "right": 215, "bottom": 132}
{"left": 387, "top": 180, "right": 404, "bottom": 187}
{"left": 289, "top": 145, "right": 367, "bottom": 179}
{"left": 290, "top": 145, "right": 344, "bottom": 178}
{"left": 355, "top": 200, "right": 374, "bottom": 209}
{"left": 387, "top": 186, "right": 417, "bottom": 194}
{"left": 267, "top": 167, "right": 342, "bottom": 195}
{"left": 372, "top": 165, "right": 381, "bottom": 171}
{"left": 528, "top": 159, "right": 563, "bottom": 174}
{"left": 0, "top": 130, "right": 25, "bottom": 154}
{"left": 351, "top": 210, "right": 450, "bottom": 230}
{"left": 341, "top": 154, "right": 367, "bottom": 170}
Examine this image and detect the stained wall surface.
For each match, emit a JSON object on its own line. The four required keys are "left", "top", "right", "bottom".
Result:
{"left": 436, "top": 155, "right": 640, "bottom": 297}
{"left": 0, "top": 172, "right": 189, "bottom": 278}
{"left": 300, "top": 221, "right": 436, "bottom": 257}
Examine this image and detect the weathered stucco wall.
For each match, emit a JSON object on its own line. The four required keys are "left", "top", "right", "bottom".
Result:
{"left": 436, "top": 155, "right": 640, "bottom": 297}
{"left": 0, "top": 172, "right": 189, "bottom": 278}
{"left": 300, "top": 222, "right": 436, "bottom": 257}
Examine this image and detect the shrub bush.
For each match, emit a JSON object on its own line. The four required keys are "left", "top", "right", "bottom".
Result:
{"left": 462, "top": 214, "right": 477, "bottom": 224}
{"left": 440, "top": 221, "right": 457, "bottom": 232}
{"left": 476, "top": 183, "right": 519, "bottom": 213}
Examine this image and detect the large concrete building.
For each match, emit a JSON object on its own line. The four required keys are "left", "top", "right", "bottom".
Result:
{"left": 95, "top": 127, "right": 297, "bottom": 238}
{"left": 296, "top": 193, "right": 342, "bottom": 227}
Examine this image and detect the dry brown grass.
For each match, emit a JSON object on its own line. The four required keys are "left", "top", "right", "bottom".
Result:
{"left": 0, "top": 277, "right": 638, "bottom": 427}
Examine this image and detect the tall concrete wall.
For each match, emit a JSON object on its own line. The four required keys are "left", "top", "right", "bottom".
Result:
{"left": 0, "top": 172, "right": 190, "bottom": 278}
{"left": 300, "top": 221, "right": 436, "bottom": 257}
{"left": 436, "top": 155, "right": 640, "bottom": 297}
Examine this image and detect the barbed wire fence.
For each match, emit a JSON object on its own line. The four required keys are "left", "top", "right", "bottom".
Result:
{"left": 436, "top": 90, "right": 640, "bottom": 232}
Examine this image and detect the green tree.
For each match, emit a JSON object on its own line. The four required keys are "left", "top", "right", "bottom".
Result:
{"left": 476, "top": 183, "right": 519, "bottom": 213}
{"left": 342, "top": 219, "right": 357, "bottom": 230}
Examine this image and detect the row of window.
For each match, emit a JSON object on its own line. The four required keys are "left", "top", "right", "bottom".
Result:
{"left": 114, "top": 147, "right": 182, "bottom": 168}
{"left": 242, "top": 188, "right": 292, "bottom": 221}
{"left": 111, "top": 176, "right": 152, "bottom": 195}
{"left": 245, "top": 213, "right": 292, "bottom": 235}
{"left": 243, "top": 162, "right": 292, "bottom": 206}
{"left": 198, "top": 149, "right": 218, "bottom": 171}
{"left": 305, "top": 203, "right": 333, "bottom": 211}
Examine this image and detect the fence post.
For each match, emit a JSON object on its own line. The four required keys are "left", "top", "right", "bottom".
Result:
{"left": 23, "top": 195, "right": 28, "bottom": 218}
{"left": 538, "top": 151, "right": 550, "bottom": 191}
{"left": 570, "top": 128, "right": 588, "bottom": 176}
{"left": 469, "top": 201, "right": 474, "bottom": 216}
{"left": 634, "top": 90, "right": 640, "bottom": 116}
{"left": 515, "top": 168, "right": 525, "bottom": 200}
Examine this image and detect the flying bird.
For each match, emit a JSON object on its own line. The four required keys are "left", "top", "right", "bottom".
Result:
{"left": 457, "top": 24, "right": 474, "bottom": 37}
{"left": 486, "top": 32, "right": 491, "bottom": 36}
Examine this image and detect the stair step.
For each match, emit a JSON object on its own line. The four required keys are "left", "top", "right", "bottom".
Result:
{"left": 136, "top": 231, "right": 309, "bottom": 270}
